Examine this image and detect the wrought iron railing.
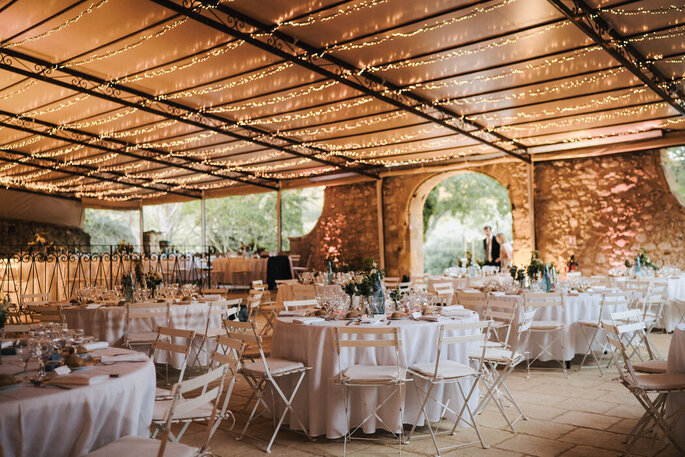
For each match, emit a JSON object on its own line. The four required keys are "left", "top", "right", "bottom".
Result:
{"left": 0, "top": 246, "right": 212, "bottom": 302}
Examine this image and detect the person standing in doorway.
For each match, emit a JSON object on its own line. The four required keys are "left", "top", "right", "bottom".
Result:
{"left": 495, "top": 233, "right": 513, "bottom": 270}
{"left": 483, "top": 225, "right": 500, "bottom": 268}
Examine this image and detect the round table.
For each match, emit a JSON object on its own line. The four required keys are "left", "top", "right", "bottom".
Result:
{"left": 271, "top": 313, "right": 479, "bottom": 438}
{"left": 212, "top": 256, "right": 267, "bottom": 285}
{"left": 666, "top": 323, "right": 685, "bottom": 447}
{"left": 275, "top": 283, "right": 341, "bottom": 306}
{"left": 63, "top": 300, "right": 222, "bottom": 368}
{"left": 0, "top": 347, "right": 155, "bottom": 457}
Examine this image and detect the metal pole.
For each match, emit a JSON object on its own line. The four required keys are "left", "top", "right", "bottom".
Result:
{"left": 139, "top": 201, "right": 144, "bottom": 253}
{"left": 376, "top": 179, "right": 386, "bottom": 270}
{"left": 201, "top": 191, "right": 206, "bottom": 251}
{"left": 276, "top": 189, "right": 282, "bottom": 252}
{"left": 527, "top": 162, "right": 536, "bottom": 251}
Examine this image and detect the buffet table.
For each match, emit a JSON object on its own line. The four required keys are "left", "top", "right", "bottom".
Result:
{"left": 63, "top": 300, "right": 222, "bottom": 368}
{"left": 0, "top": 347, "right": 155, "bottom": 457}
{"left": 271, "top": 313, "right": 479, "bottom": 438}
{"left": 666, "top": 323, "right": 685, "bottom": 447}
{"left": 212, "top": 256, "right": 267, "bottom": 286}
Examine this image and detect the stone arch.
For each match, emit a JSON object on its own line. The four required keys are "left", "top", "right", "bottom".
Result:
{"left": 400, "top": 164, "right": 531, "bottom": 278}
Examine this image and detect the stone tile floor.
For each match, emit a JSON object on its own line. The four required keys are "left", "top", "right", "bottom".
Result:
{"left": 172, "top": 332, "right": 680, "bottom": 457}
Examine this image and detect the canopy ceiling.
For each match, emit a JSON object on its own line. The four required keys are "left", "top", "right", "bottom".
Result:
{"left": 0, "top": 0, "right": 683, "bottom": 204}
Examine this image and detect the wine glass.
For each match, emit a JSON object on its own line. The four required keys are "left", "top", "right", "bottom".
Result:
{"left": 15, "top": 340, "right": 32, "bottom": 380}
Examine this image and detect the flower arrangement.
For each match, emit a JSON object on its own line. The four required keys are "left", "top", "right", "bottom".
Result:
{"left": 0, "top": 294, "right": 11, "bottom": 327}
{"left": 341, "top": 258, "right": 385, "bottom": 298}
{"left": 240, "top": 239, "right": 265, "bottom": 255}
{"left": 145, "top": 271, "right": 163, "bottom": 291}
{"left": 526, "top": 250, "right": 545, "bottom": 280}
{"left": 26, "top": 232, "right": 56, "bottom": 255}
{"left": 625, "top": 247, "right": 659, "bottom": 271}
{"left": 116, "top": 240, "right": 134, "bottom": 254}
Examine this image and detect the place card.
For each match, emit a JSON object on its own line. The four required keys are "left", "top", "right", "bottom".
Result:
{"left": 54, "top": 365, "right": 72, "bottom": 376}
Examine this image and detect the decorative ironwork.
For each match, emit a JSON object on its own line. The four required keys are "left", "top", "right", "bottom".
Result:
{"left": 157, "top": 0, "right": 531, "bottom": 163}
{"left": 547, "top": 0, "right": 685, "bottom": 117}
{"left": 0, "top": 249, "right": 212, "bottom": 301}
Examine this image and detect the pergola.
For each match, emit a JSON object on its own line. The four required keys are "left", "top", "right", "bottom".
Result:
{"left": 0, "top": 0, "right": 683, "bottom": 209}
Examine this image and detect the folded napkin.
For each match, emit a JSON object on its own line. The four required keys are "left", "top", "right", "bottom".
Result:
{"left": 292, "top": 317, "right": 325, "bottom": 325}
{"left": 419, "top": 315, "right": 451, "bottom": 322}
{"left": 441, "top": 305, "right": 464, "bottom": 312}
{"left": 85, "top": 304, "right": 102, "bottom": 309}
{"left": 79, "top": 341, "right": 109, "bottom": 352}
{"left": 100, "top": 352, "right": 149, "bottom": 365}
{"left": 280, "top": 310, "right": 308, "bottom": 317}
{"left": 51, "top": 374, "right": 109, "bottom": 386}
{"left": 360, "top": 316, "right": 385, "bottom": 325}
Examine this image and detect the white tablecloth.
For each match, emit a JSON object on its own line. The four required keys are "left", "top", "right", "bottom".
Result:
{"left": 614, "top": 275, "right": 685, "bottom": 332}
{"left": 63, "top": 301, "right": 222, "bottom": 369}
{"left": 212, "top": 256, "right": 267, "bottom": 285}
{"left": 271, "top": 314, "right": 479, "bottom": 438}
{"left": 0, "top": 347, "right": 155, "bottom": 457}
{"left": 466, "top": 291, "right": 626, "bottom": 362}
{"left": 275, "top": 283, "right": 342, "bottom": 306}
{"left": 666, "top": 324, "right": 685, "bottom": 447}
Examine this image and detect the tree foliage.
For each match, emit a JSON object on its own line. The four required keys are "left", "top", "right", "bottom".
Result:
{"left": 665, "top": 146, "right": 685, "bottom": 198}
{"left": 422, "top": 173, "right": 513, "bottom": 275}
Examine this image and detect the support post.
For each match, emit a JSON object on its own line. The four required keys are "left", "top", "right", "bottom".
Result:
{"left": 527, "top": 162, "right": 536, "bottom": 251}
{"left": 376, "top": 179, "right": 386, "bottom": 270}
{"left": 201, "top": 192, "right": 207, "bottom": 251}
{"left": 276, "top": 189, "right": 282, "bottom": 252}
{"left": 139, "top": 201, "right": 144, "bottom": 253}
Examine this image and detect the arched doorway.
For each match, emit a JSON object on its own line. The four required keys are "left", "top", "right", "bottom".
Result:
{"left": 408, "top": 171, "right": 513, "bottom": 277}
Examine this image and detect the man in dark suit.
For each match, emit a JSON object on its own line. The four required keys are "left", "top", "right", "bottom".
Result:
{"left": 483, "top": 225, "right": 500, "bottom": 268}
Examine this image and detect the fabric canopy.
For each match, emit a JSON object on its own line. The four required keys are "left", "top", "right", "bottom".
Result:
{"left": 0, "top": 0, "right": 682, "bottom": 205}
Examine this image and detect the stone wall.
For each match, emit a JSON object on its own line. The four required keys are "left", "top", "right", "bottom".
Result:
{"left": 289, "top": 149, "right": 685, "bottom": 277}
{"left": 289, "top": 181, "right": 380, "bottom": 271}
{"left": 534, "top": 149, "right": 685, "bottom": 274}
{"left": 0, "top": 218, "right": 91, "bottom": 256}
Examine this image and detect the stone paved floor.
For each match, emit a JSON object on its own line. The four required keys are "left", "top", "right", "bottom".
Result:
{"left": 172, "top": 332, "right": 680, "bottom": 457}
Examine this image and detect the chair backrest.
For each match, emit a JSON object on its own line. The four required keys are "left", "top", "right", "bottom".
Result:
{"left": 246, "top": 293, "right": 262, "bottom": 322}
{"left": 251, "top": 280, "right": 267, "bottom": 291}
{"left": 333, "top": 326, "right": 403, "bottom": 379}
{"left": 609, "top": 308, "right": 657, "bottom": 360}
{"left": 433, "top": 282, "right": 455, "bottom": 305}
{"left": 455, "top": 291, "right": 487, "bottom": 310}
{"left": 2, "top": 323, "right": 30, "bottom": 339}
{"left": 596, "top": 291, "right": 630, "bottom": 324}
{"left": 643, "top": 282, "right": 668, "bottom": 318}
{"left": 483, "top": 295, "right": 519, "bottom": 343}
{"left": 283, "top": 299, "right": 318, "bottom": 311}
{"left": 588, "top": 275, "right": 611, "bottom": 287}
{"left": 26, "top": 304, "right": 64, "bottom": 323}
{"left": 384, "top": 276, "right": 400, "bottom": 289}
{"left": 202, "top": 288, "right": 228, "bottom": 298}
{"left": 398, "top": 281, "right": 412, "bottom": 291}
{"left": 209, "top": 334, "right": 245, "bottom": 431}
{"left": 522, "top": 292, "right": 563, "bottom": 309}
{"left": 431, "top": 321, "right": 491, "bottom": 378}
{"left": 224, "top": 319, "right": 272, "bottom": 374}
{"left": 156, "top": 364, "right": 229, "bottom": 457}
{"left": 511, "top": 310, "right": 536, "bottom": 355}
{"left": 125, "top": 302, "right": 170, "bottom": 334}
{"left": 602, "top": 321, "right": 647, "bottom": 387}
{"left": 21, "top": 293, "right": 49, "bottom": 306}
{"left": 152, "top": 326, "right": 196, "bottom": 383}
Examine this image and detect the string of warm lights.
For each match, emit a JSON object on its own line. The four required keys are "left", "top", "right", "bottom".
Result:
{"left": 5, "top": 0, "right": 110, "bottom": 48}
{"left": 233, "top": 97, "right": 376, "bottom": 126}
{"left": 0, "top": 80, "right": 37, "bottom": 101}
{"left": 276, "top": 0, "right": 389, "bottom": 28}
{"left": 278, "top": 111, "right": 409, "bottom": 138}
{"left": 472, "top": 87, "right": 654, "bottom": 123}
{"left": 603, "top": 4, "right": 685, "bottom": 15}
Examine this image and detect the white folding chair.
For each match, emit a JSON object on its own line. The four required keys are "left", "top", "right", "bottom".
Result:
{"left": 642, "top": 282, "right": 668, "bottom": 337}
{"left": 609, "top": 309, "right": 666, "bottom": 374}
{"left": 334, "top": 326, "right": 408, "bottom": 456}
{"left": 24, "top": 303, "right": 64, "bottom": 324}
{"left": 151, "top": 326, "right": 196, "bottom": 399}
{"left": 407, "top": 321, "right": 492, "bottom": 454}
{"left": 588, "top": 275, "right": 611, "bottom": 287}
{"left": 227, "top": 320, "right": 312, "bottom": 453}
{"left": 522, "top": 292, "right": 568, "bottom": 377}
{"left": 482, "top": 294, "right": 520, "bottom": 348}
{"left": 576, "top": 291, "right": 629, "bottom": 375}
{"left": 471, "top": 310, "right": 536, "bottom": 433}
{"left": 152, "top": 335, "right": 243, "bottom": 442}
{"left": 412, "top": 275, "right": 427, "bottom": 291}
{"left": 383, "top": 276, "right": 400, "bottom": 289}
{"left": 86, "top": 364, "right": 229, "bottom": 457}
{"left": 191, "top": 298, "right": 241, "bottom": 372}
{"left": 432, "top": 282, "right": 455, "bottom": 306}
{"left": 2, "top": 323, "right": 30, "bottom": 340}
{"left": 123, "top": 302, "right": 171, "bottom": 351}
{"left": 283, "top": 299, "right": 318, "bottom": 312}
{"left": 603, "top": 321, "right": 685, "bottom": 455}
{"left": 456, "top": 290, "right": 487, "bottom": 313}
